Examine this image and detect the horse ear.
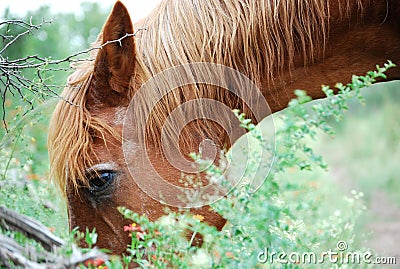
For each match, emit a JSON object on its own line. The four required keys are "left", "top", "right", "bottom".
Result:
{"left": 92, "top": 1, "right": 135, "bottom": 97}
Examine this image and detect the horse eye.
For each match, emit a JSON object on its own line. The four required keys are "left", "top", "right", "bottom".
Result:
{"left": 87, "top": 170, "right": 116, "bottom": 194}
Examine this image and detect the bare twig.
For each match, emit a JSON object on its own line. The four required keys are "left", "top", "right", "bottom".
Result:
{"left": 0, "top": 16, "right": 146, "bottom": 132}
{"left": 0, "top": 18, "right": 50, "bottom": 55}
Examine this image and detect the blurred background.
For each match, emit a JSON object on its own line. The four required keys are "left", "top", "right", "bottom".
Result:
{"left": 3, "top": 0, "right": 161, "bottom": 21}
{"left": 1, "top": 0, "right": 399, "bottom": 265}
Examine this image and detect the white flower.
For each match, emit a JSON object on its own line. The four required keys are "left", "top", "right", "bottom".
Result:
{"left": 191, "top": 249, "right": 212, "bottom": 268}
{"left": 157, "top": 215, "right": 176, "bottom": 226}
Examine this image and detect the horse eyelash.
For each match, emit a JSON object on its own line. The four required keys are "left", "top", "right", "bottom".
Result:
{"left": 86, "top": 170, "right": 117, "bottom": 195}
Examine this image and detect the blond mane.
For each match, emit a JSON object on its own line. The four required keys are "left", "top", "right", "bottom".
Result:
{"left": 48, "top": 0, "right": 363, "bottom": 194}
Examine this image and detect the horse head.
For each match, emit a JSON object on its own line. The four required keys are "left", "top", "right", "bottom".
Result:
{"left": 48, "top": 0, "right": 400, "bottom": 254}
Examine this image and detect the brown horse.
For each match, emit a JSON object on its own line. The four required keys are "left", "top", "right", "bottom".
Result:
{"left": 48, "top": 0, "right": 400, "bottom": 254}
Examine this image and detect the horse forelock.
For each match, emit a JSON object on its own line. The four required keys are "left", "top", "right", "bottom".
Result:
{"left": 47, "top": 59, "right": 121, "bottom": 195}
{"left": 48, "top": 0, "right": 365, "bottom": 194}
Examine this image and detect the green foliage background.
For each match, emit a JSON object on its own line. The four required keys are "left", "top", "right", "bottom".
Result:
{"left": 1, "top": 2, "right": 110, "bottom": 237}
{"left": 0, "top": 3, "right": 110, "bottom": 137}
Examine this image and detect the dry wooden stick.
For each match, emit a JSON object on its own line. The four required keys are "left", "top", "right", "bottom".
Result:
{"left": 0, "top": 205, "right": 64, "bottom": 251}
{"left": 0, "top": 206, "right": 108, "bottom": 268}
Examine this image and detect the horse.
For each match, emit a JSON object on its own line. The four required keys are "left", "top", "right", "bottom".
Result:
{"left": 48, "top": 0, "right": 400, "bottom": 254}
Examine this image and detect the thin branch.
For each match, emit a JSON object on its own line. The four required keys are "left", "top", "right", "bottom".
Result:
{"left": 0, "top": 29, "right": 145, "bottom": 69}
{"left": 0, "top": 16, "right": 146, "bottom": 132}
{"left": 0, "top": 18, "right": 52, "bottom": 55}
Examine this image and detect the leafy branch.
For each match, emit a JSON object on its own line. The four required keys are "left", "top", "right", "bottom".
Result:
{"left": 275, "top": 60, "right": 396, "bottom": 171}
{"left": 0, "top": 17, "right": 145, "bottom": 131}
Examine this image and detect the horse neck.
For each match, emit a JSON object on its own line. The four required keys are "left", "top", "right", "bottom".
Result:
{"left": 262, "top": 0, "right": 400, "bottom": 113}
{"left": 133, "top": 0, "right": 400, "bottom": 150}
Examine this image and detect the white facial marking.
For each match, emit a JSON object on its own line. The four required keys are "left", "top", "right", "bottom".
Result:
{"left": 86, "top": 162, "right": 116, "bottom": 173}
{"left": 113, "top": 107, "right": 126, "bottom": 125}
